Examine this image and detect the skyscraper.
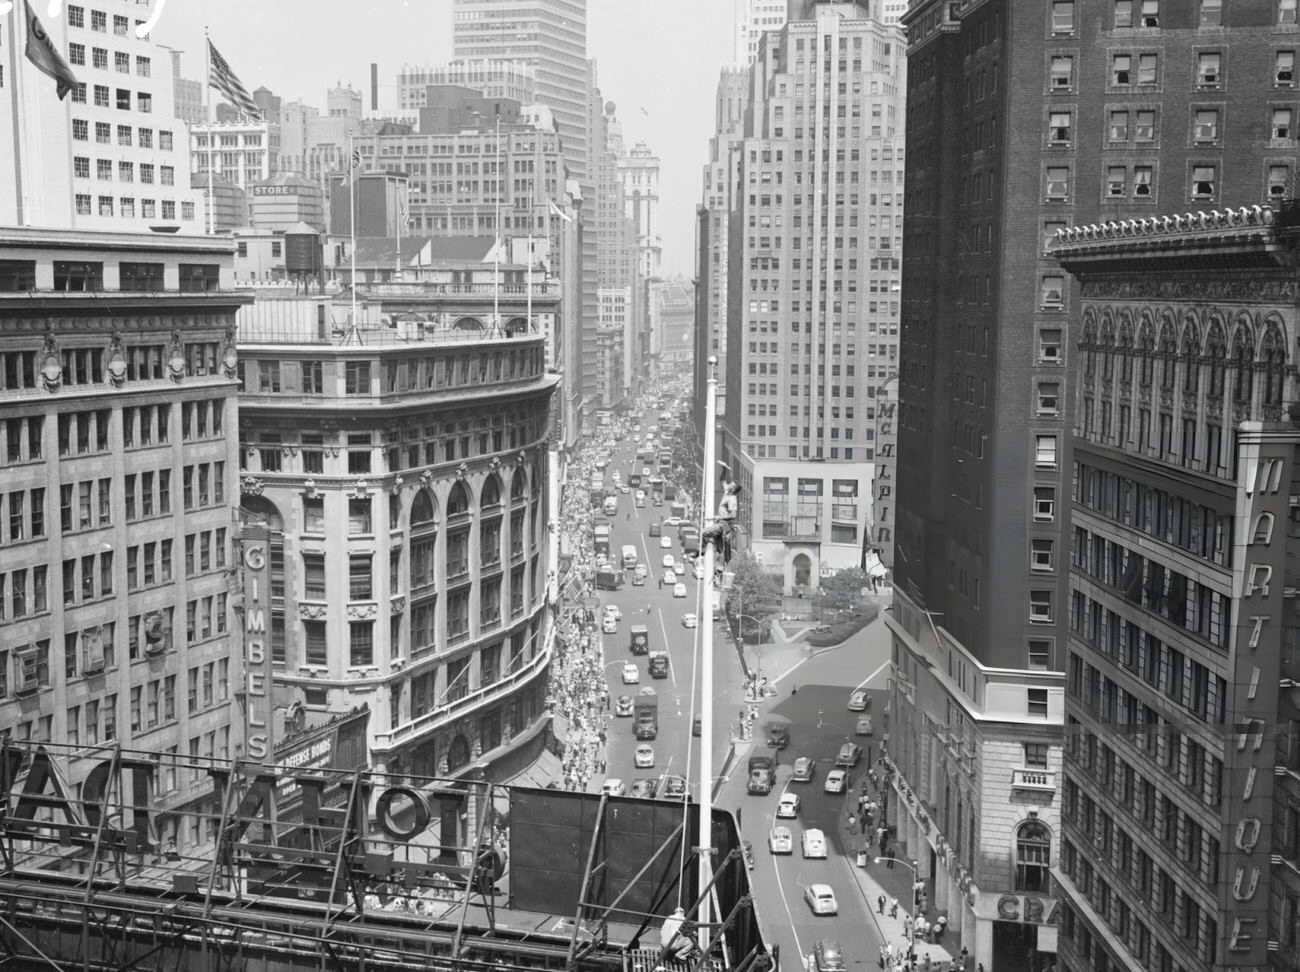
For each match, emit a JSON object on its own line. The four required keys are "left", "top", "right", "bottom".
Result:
{"left": 890, "top": 2, "right": 1300, "bottom": 969}
{"left": 734, "top": 0, "right": 789, "bottom": 66}
{"left": 718, "top": 0, "right": 905, "bottom": 589}
{"left": 452, "top": 0, "right": 589, "bottom": 182}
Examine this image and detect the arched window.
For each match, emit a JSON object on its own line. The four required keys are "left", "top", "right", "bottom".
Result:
{"left": 1158, "top": 322, "right": 1177, "bottom": 391}
{"left": 1262, "top": 323, "right": 1287, "bottom": 407}
{"left": 1206, "top": 323, "right": 1227, "bottom": 397}
{"left": 1015, "top": 820, "right": 1052, "bottom": 892}
{"left": 1118, "top": 321, "right": 1135, "bottom": 383}
{"left": 510, "top": 468, "right": 526, "bottom": 505}
{"left": 1181, "top": 324, "right": 1201, "bottom": 396}
{"left": 447, "top": 481, "right": 471, "bottom": 519}
{"left": 481, "top": 474, "right": 502, "bottom": 509}
{"left": 1083, "top": 319, "right": 1098, "bottom": 378}
{"left": 1232, "top": 326, "right": 1255, "bottom": 405}
{"left": 446, "top": 733, "right": 471, "bottom": 772}
{"left": 411, "top": 489, "right": 437, "bottom": 526}
{"left": 1101, "top": 320, "right": 1116, "bottom": 379}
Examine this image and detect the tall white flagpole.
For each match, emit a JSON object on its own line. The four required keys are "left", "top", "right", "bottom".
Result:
{"left": 697, "top": 357, "right": 719, "bottom": 950}
{"left": 527, "top": 177, "right": 534, "bottom": 329}
{"left": 349, "top": 133, "right": 358, "bottom": 328}
{"left": 9, "top": 0, "right": 27, "bottom": 225}
{"left": 493, "top": 115, "right": 501, "bottom": 329}
{"left": 204, "top": 28, "right": 214, "bottom": 234}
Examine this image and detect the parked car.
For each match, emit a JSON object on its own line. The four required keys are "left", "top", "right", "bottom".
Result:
{"left": 602, "top": 779, "right": 626, "bottom": 797}
{"left": 801, "top": 829, "right": 828, "bottom": 860}
{"left": 847, "top": 690, "right": 869, "bottom": 711}
{"left": 824, "top": 769, "right": 848, "bottom": 794}
{"left": 673, "top": 583, "right": 687, "bottom": 598}
{"left": 768, "top": 826, "right": 793, "bottom": 854}
{"left": 682, "top": 613, "right": 698, "bottom": 628}
{"left": 635, "top": 744, "right": 655, "bottom": 769}
{"left": 660, "top": 535, "right": 673, "bottom": 549}
{"left": 767, "top": 726, "right": 791, "bottom": 749}
{"left": 603, "top": 604, "right": 622, "bottom": 621}
{"left": 803, "top": 883, "right": 837, "bottom": 915}
{"left": 777, "top": 792, "right": 801, "bottom": 819}
{"left": 791, "top": 756, "right": 816, "bottom": 782}
{"left": 662, "top": 553, "right": 675, "bottom": 568}
{"left": 602, "top": 616, "right": 618, "bottom": 633}
{"left": 855, "top": 715, "right": 873, "bottom": 736}
{"left": 692, "top": 716, "right": 702, "bottom": 736}
{"left": 660, "top": 775, "right": 688, "bottom": 799}
{"left": 622, "top": 663, "right": 640, "bottom": 684}
{"left": 631, "top": 572, "right": 646, "bottom": 586}
{"left": 662, "top": 570, "right": 677, "bottom": 587}
{"left": 615, "top": 695, "right": 634, "bottom": 717}
{"left": 630, "top": 778, "right": 658, "bottom": 799}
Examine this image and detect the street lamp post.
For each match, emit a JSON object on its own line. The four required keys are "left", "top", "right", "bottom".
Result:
{"left": 875, "top": 856, "right": 920, "bottom": 970}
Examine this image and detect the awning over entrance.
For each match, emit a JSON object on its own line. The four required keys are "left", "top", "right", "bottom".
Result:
{"left": 501, "top": 749, "right": 563, "bottom": 789}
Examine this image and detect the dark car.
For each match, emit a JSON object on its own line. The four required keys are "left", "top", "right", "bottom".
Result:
{"left": 812, "top": 940, "right": 846, "bottom": 972}
{"left": 692, "top": 716, "right": 702, "bottom": 736}
{"left": 660, "top": 774, "right": 688, "bottom": 799}
{"left": 767, "top": 726, "right": 790, "bottom": 749}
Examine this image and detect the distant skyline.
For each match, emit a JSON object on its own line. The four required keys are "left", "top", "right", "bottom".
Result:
{"left": 154, "top": 0, "right": 737, "bottom": 276}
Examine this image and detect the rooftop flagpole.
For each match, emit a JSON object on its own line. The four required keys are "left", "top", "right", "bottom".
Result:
{"left": 204, "top": 28, "right": 213, "bottom": 234}
{"left": 349, "top": 133, "right": 359, "bottom": 328}
{"left": 697, "top": 356, "right": 719, "bottom": 951}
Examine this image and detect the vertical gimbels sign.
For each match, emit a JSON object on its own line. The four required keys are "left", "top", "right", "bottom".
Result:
{"left": 242, "top": 526, "right": 273, "bottom": 760}
{"left": 1223, "top": 428, "right": 1288, "bottom": 965}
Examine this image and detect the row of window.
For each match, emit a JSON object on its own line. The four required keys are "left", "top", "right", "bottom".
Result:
{"left": 73, "top": 156, "right": 175, "bottom": 185}
{"left": 1048, "top": 104, "right": 1298, "bottom": 149}
{"left": 1071, "top": 528, "right": 1229, "bottom": 647}
{"left": 61, "top": 551, "right": 114, "bottom": 607}
{"left": 124, "top": 539, "right": 174, "bottom": 592}
{"left": 59, "top": 479, "right": 108, "bottom": 534}
{"left": 186, "top": 660, "right": 232, "bottom": 715}
{"left": 1048, "top": 49, "right": 1298, "bottom": 96}
{"left": 0, "top": 567, "right": 49, "bottom": 622}
{"left": 181, "top": 462, "right": 226, "bottom": 511}
{"left": 1040, "top": 160, "right": 1284, "bottom": 204}
{"left": 1052, "top": 0, "right": 1296, "bottom": 34}
{"left": 0, "top": 488, "right": 46, "bottom": 546}
{"left": 73, "top": 195, "right": 194, "bottom": 221}
{"left": 183, "top": 529, "right": 228, "bottom": 579}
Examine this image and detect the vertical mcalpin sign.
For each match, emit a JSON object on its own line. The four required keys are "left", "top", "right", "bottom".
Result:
{"left": 242, "top": 526, "right": 274, "bottom": 760}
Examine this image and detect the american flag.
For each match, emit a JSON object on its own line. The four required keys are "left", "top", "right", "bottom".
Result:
{"left": 207, "top": 39, "right": 260, "bottom": 118}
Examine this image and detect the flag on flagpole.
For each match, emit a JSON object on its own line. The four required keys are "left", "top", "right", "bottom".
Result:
{"left": 398, "top": 201, "right": 410, "bottom": 228}
{"left": 548, "top": 198, "right": 572, "bottom": 224}
{"left": 24, "top": 1, "right": 81, "bottom": 100}
{"left": 207, "top": 39, "right": 260, "bottom": 118}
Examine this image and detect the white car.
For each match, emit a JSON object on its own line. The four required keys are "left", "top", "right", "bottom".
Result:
{"left": 602, "top": 778, "right": 626, "bottom": 797}
{"left": 769, "top": 826, "right": 793, "bottom": 854}
{"left": 662, "top": 570, "right": 678, "bottom": 587}
{"left": 682, "top": 613, "right": 698, "bottom": 629}
{"left": 824, "top": 769, "right": 848, "bottom": 794}
{"left": 847, "top": 690, "right": 869, "bottom": 712}
{"left": 663, "top": 517, "right": 684, "bottom": 527}
{"left": 804, "top": 883, "right": 838, "bottom": 916}
{"left": 662, "top": 553, "right": 676, "bottom": 568}
{"left": 635, "top": 743, "right": 655, "bottom": 768}
{"left": 801, "top": 828, "right": 828, "bottom": 859}
{"left": 693, "top": 561, "right": 705, "bottom": 580}
{"left": 636, "top": 490, "right": 646, "bottom": 501}
{"left": 602, "top": 616, "right": 618, "bottom": 634}
{"left": 642, "top": 466, "right": 652, "bottom": 477}
{"left": 855, "top": 715, "right": 873, "bottom": 736}
{"left": 660, "top": 535, "right": 673, "bottom": 549}
{"left": 620, "top": 485, "right": 630, "bottom": 494}
{"left": 673, "top": 582, "right": 687, "bottom": 598}
{"left": 621, "top": 663, "right": 640, "bottom": 684}
{"left": 777, "top": 792, "right": 801, "bottom": 819}
{"left": 604, "top": 604, "right": 622, "bottom": 621}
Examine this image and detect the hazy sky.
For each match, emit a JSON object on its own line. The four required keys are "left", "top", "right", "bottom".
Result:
{"left": 154, "top": 0, "right": 738, "bottom": 277}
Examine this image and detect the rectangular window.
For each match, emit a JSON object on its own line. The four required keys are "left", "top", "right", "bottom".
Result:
{"left": 349, "top": 621, "right": 374, "bottom": 667}
{"left": 1109, "top": 110, "right": 1130, "bottom": 142}
{"left": 1197, "top": 52, "right": 1221, "bottom": 86}
{"left": 1037, "top": 382, "right": 1061, "bottom": 414}
{"left": 1270, "top": 163, "right": 1292, "bottom": 198}
{"left": 1049, "top": 111, "right": 1072, "bottom": 144}
{"left": 1194, "top": 108, "right": 1219, "bottom": 142}
{"left": 1107, "top": 166, "right": 1128, "bottom": 196}
{"left": 1192, "top": 164, "right": 1216, "bottom": 199}
{"left": 1041, "top": 275, "right": 1065, "bottom": 308}
{"left": 1284, "top": 0, "right": 1298, "bottom": 25}
{"left": 1051, "top": 55, "right": 1074, "bottom": 89}
{"left": 1028, "top": 688, "right": 1050, "bottom": 716}
{"left": 1275, "top": 107, "right": 1294, "bottom": 140}
{"left": 1138, "top": 54, "right": 1158, "bottom": 84}
{"left": 1028, "top": 640, "right": 1052, "bottom": 670}
{"left": 1135, "top": 109, "right": 1156, "bottom": 141}
{"left": 1134, "top": 165, "right": 1153, "bottom": 197}
{"left": 1278, "top": 50, "right": 1296, "bottom": 85}
{"left": 1200, "top": 0, "right": 1222, "bottom": 24}
{"left": 1052, "top": 0, "right": 1075, "bottom": 32}
{"left": 1035, "top": 436, "right": 1059, "bottom": 468}
{"left": 1032, "top": 539, "right": 1055, "bottom": 571}
{"left": 1116, "top": 0, "right": 1134, "bottom": 27}
{"left": 1046, "top": 166, "right": 1069, "bottom": 200}
{"left": 1113, "top": 54, "right": 1133, "bottom": 85}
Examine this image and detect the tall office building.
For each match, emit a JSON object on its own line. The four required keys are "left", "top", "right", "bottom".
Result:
{"left": 452, "top": 0, "right": 589, "bottom": 183}
{"left": 735, "top": 0, "right": 789, "bottom": 66}
{"left": 0, "top": 227, "right": 248, "bottom": 856}
{"left": 397, "top": 61, "right": 538, "bottom": 122}
{"left": 718, "top": 0, "right": 904, "bottom": 590}
{"left": 891, "top": 2, "right": 1300, "bottom": 969}
{"left": 0, "top": 0, "right": 204, "bottom": 232}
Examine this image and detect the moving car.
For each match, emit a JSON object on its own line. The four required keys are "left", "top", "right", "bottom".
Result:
{"left": 803, "top": 883, "right": 837, "bottom": 915}
{"left": 791, "top": 756, "right": 816, "bottom": 783}
{"left": 768, "top": 826, "right": 793, "bottom": 854}
{"left": 811, "top": 940, "right": 847, "bottom": 972}
{"left": 835, "top": 743, "right": 863, "bottom": 768}
{"left": 635, "top": 743, "right": 655, "bottom": 768}
{"left": 602, "top": 616, "right": 618, "bottom": 634}
{"left": 693, "top": 561, "right": 705, "bottom": 580}
{"left": 823, "top": 769, "right": 848, "bottom": 794}
{"left": 662, "top": 570, "right": 677, "bottom": 588}
{"left": 847, "top": 690, "right": 869, "bottom": 712}
{"left": 801, "top": 829, "right": 828, "bottom": 860}
{"left": 635, "top": 563, "right": 649, "bottom": 578}
{"left": 776, "top": 792, "right": 801, "bottom": 818}
{"left": 682, "top": 613, "right": 698, "bottom": 628}
{"left": 631, "top": 572, "right": 646, "bottom": 586}
{"left": 692, "top": 716, "right": 702, "bottom": 736}
{"left": 660, "top": 535, "right": 673, "bottom": 549}
{"left": 602, "top": 779, "right": 626, "bottom": 797}
{"left": 662, "top": 553, "right": 676, "bottom": 568}
{"left": 621, "top": 663, "right": 640, "bottom": 684}
{"left": 620, "top": 484, "right": 630, "bottom": 494}
{"left": 673, "top": 582, "right": 687, "bottom": 598}
{"left": 615, "top": 695, "right": 634, "bottom": 717}
{"left": 856, "top": 715, "right": 873, "bottom": 736}
{"left": 767, "top": 726, "right": 791, "bottom": 750}
{"left": 649, "top": 522, "right": 662, "bottom": 537}
{"left": 604, "top": 604, "right": 622, "bottom": 621}
{"left": 630, "top": 778, "right": 658, "bottom": 799}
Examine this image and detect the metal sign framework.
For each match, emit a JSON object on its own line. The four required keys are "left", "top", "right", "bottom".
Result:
{"left": 0, "top": 740, "right": 771, "bottom": 972}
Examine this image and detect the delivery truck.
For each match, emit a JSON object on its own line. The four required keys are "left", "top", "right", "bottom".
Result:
{"left": 629, "top": 624, "right": 649, "bottom": 656}
{"left": 634, "top": 689, "right": 658, "bottom": 740}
